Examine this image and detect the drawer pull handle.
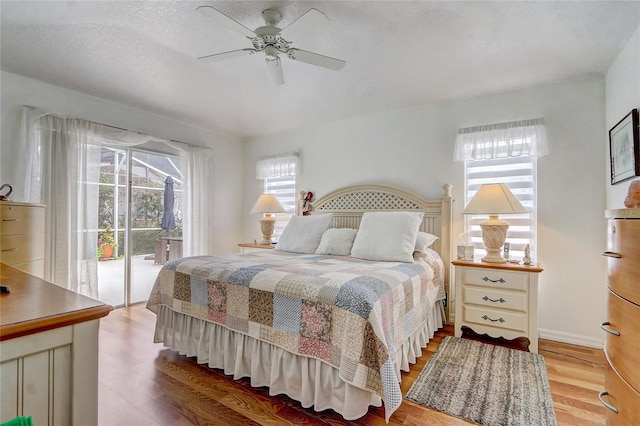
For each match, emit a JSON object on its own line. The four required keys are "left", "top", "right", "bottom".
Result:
{"left": 482, "top": 276, "right": 506, "bottom": 283}
{"left": 482, "top": 315, "right": 505, "bottom": 323}
{"left": 599, "top": 322, "right": 620, "bottom": 336}
{"left": 1, "top": 248, "right": 18, "bottom": 252}
{"left": 2, "top": 219, "right": 19, "bottom": 222}
{"left": 601, "top": 251, "right": 622, "bottom": 258}
{"left": 598, "top": 391, "right": 619, "bottom": 413}
{"left": 482, "top": 296, "right": 506, "bottom": 303}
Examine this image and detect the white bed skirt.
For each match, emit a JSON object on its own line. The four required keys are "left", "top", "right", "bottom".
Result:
{"left": 152, "top": 301, "right": 445, "bottom": 421}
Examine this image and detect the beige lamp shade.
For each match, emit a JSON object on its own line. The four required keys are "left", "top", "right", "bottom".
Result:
{"left": 251, "top": 194, "right": 286, "bottom": 244}
{"left": 464, "top": 183, "right": 528, "bottom": 263}
{"left": 463, "top": 183, "right": 527, "bottom": 215}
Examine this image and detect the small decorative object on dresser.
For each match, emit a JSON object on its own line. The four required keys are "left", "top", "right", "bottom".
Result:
{"left": 453, "top": 259, "right": 543, "bottom": 353}
{"left": 624, "top": 180, "right": 640, "bottom": 208}
{"left": 599, "top": 208, "right": 640, "bottom": 424}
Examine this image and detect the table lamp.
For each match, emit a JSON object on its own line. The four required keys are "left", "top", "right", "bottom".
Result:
{"left": 463, "top": 183, "right": 528, "bottom": 263}
{"left": 250, "top": 194, "right": 286, "bottom": 244}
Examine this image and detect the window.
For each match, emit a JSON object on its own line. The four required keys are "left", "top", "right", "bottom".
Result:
{"left": 264, "top": 175, "right": 295, "bottom": 240}
{"left": 464, "top": 156, "right": 537, "bottom": 260}
{"left": 256, "top": 152, "right": 298, "bottom": 241}
{"left": 455, "top": 118, "right": 548, "bottom": 261}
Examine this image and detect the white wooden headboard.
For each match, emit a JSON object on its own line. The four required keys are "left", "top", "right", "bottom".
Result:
{"left": 305, "top": 184, "right": 453, "bottom": 317}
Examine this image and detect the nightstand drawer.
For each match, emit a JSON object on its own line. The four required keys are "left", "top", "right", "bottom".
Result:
{"left": 463, "top": 305, "right": 527, "bottom": 333}
{"left": 463, "top": 267, "right": 527, "bottom": 291}
{"left": 464, "top": 286, "right": 527, "bottom": 311}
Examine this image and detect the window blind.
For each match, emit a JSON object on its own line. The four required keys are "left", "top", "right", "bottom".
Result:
{"left": 265, "top": 175, "right": 295, "bottom": 240}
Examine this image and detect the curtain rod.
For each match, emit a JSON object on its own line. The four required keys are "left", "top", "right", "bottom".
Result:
{"left": 458, "top": 118, "right": 545, "bottom": 135}
{"left": 101, "top": 121, "right": 209, "bottom": 150}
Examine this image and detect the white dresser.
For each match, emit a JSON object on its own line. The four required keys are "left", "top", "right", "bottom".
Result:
{"left": 0, "top": 263, "right": 112, "bottom": 425}
{"left": 0, "top": 201, "right": 45, "bottom": 278}
{"left": 453, "top": 259, "right": 543, "bottom": 353}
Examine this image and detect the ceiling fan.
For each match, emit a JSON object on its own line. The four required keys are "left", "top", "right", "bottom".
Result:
{"left": 196, "top": 5, "right": 346, "bottom": 86}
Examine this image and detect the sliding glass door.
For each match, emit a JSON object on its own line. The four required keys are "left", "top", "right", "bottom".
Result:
{"left": 97, "top": 148, "right": 182, "bottom": 307}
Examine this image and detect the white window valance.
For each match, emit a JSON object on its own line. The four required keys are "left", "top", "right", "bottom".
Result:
{"left": 256, "top": 152, "right": 298, "bottom": 179}
{"left": 454, "top": 118, "right": 549, "bottom": 161}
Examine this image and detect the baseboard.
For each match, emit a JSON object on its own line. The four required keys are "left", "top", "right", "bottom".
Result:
{"left": 538, "top": 328, "right": 604, "bottom": 349}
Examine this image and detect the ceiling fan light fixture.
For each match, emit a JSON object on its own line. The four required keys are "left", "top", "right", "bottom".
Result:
{"left": 264, "top": 45, "right": 279, "bottom": 60}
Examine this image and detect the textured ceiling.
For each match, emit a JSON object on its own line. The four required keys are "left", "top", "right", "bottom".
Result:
{"left": 1, "top": 1, "right": 639, "bottom": 139}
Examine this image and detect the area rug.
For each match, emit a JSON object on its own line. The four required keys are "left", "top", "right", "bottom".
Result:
{"left": 406, "top": 336, "right": 557, "bottom": 426}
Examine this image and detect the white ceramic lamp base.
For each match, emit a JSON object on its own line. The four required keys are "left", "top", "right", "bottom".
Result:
{"left": 480, "top": 215, "right": 509, "bottom": 263}
{"left": 259, "top": 214, "right": 276, "bottom": 245}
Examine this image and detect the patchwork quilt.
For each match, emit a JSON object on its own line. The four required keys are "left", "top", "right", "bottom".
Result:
{"left": 146, "top": 250, "right": 442, "bottom": 418}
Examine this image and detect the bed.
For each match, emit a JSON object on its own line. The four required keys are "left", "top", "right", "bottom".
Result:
{"left": 146, "top": 184, "right": 453, "bottom": 422}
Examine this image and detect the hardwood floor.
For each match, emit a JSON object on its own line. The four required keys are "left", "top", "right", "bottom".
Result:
{"left": 98, "top": 305, "right": 607, "bottom": 425}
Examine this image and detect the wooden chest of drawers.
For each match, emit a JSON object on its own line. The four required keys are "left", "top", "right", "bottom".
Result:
{"left": 0, "top": 201, "right": 45, "bottom": 278}
{"left": 453, "top": 259, "right": 543, "bottom": 353}
{"left": 600, "top": 208, "right": 640, "bottom": 425}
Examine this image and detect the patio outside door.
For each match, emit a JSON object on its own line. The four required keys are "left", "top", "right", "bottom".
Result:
{"left": 97, "top": 148, "right": 182, "bottom": 307}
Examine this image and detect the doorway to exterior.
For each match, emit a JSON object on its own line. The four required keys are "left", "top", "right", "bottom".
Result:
{"left": 97, "top": 148, "right": 182, "bottom": 307}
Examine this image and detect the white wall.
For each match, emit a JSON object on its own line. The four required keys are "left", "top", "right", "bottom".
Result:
{"left": 606, "top": 25, "right": 640, "bottom": 208}
{"left": 244, "top": 77, "right": 607, "bottom": 348}
{"left": 0, "top": 71, "right": 244, "bottom": 254}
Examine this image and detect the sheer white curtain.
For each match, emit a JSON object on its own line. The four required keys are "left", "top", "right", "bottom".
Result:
{"left": 20, "top": 106, "right": 215, "bottom": 296}
{"left": 256, "top": 152, "right": 298, "bottom": 179}
{"left": 170, "top": 143, "right": 215, "bottom": 256}
{"left": 21, "top": 107, "right": 103, "bottom": 297}
{"left": 454, "top": 118, "right": 548, "bottom": 161}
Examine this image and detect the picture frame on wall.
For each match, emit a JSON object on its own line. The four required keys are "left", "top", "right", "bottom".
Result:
{"left": 609, "top": 108, "right": 639, "bottom": 185}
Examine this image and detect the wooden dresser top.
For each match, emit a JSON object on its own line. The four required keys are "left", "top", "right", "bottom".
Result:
{"left": 0, "top": 262, "right": 113, "bottom": 341}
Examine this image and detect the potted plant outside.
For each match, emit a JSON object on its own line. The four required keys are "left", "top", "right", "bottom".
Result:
{"left": 98, "top": 226, "right": 118, "bottom": 259}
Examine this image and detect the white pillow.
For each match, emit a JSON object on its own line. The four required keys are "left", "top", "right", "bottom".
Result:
{"left": 414, "top": 231, "right": 439, "bottom": 252}
{"left": 350, "top": 211, "right": 424, "bottom": 263}
{"left": 315, "top": 228, "right": 358, "bottom": 256}
{"left": 275, "top": 214, "right": 333, "bottom": 254}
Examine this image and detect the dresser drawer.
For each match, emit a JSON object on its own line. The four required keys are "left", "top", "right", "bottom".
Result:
{"left": 0, "top": 234, "right": 45, "bottom": 265}
{"left": 606, "top": 219, "right": 640, "bottom": 306}
{"left": 601, "top": 363, "right": 640, "bottom": 426}
{"left": 462, "top": 267, "right": 527, "bottom": 291}
{"left": 603, "top": 289, "right": 640, "bottom": 393}
{"left": 463, "top": 285, "right": 527, "bottom": 312}
{"left": 0, "top": 204, "right": 45, "bottom": 236}
{"left": 463, "top": 305, "right": 527, "bottom": 333}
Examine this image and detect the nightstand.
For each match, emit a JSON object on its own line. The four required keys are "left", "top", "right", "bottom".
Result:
{"left": 238, "top": 242, "right": 276, "bottom": 253}
{"left": 452, "top": 259, "right": 543, "bottom": 353}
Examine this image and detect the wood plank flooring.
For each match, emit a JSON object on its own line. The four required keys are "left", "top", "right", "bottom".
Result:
{"left": 98, "top": 305, "right": 607, "bottom": 425}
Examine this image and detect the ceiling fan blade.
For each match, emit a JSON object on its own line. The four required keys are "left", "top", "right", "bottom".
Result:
{"left": 280, "top": 8, "right": 328, "bottom": 41}
{"left": 197, "top": 6, "right": 255, "bottom": 38}
{"left": 265, "top": 59, "right": 285, "bottom": 86}
{"left": 198, "top": 49, "right": 255, "bottom": 63}
{"left": 287, "top": 48, "right": 345, "bottom": 71}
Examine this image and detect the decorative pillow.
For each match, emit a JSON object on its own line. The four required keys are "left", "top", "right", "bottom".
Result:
{"left": 275, "top": 214, "right": 333, "bottom": 254}
{"left": 414, "top": 231, "right": 439, "bottom": 252}
{"left": 315, "top": 228, "right": 358, "bottom": 256}
{"left": 350, "top": 211, "right": 424, "bottom": 263}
